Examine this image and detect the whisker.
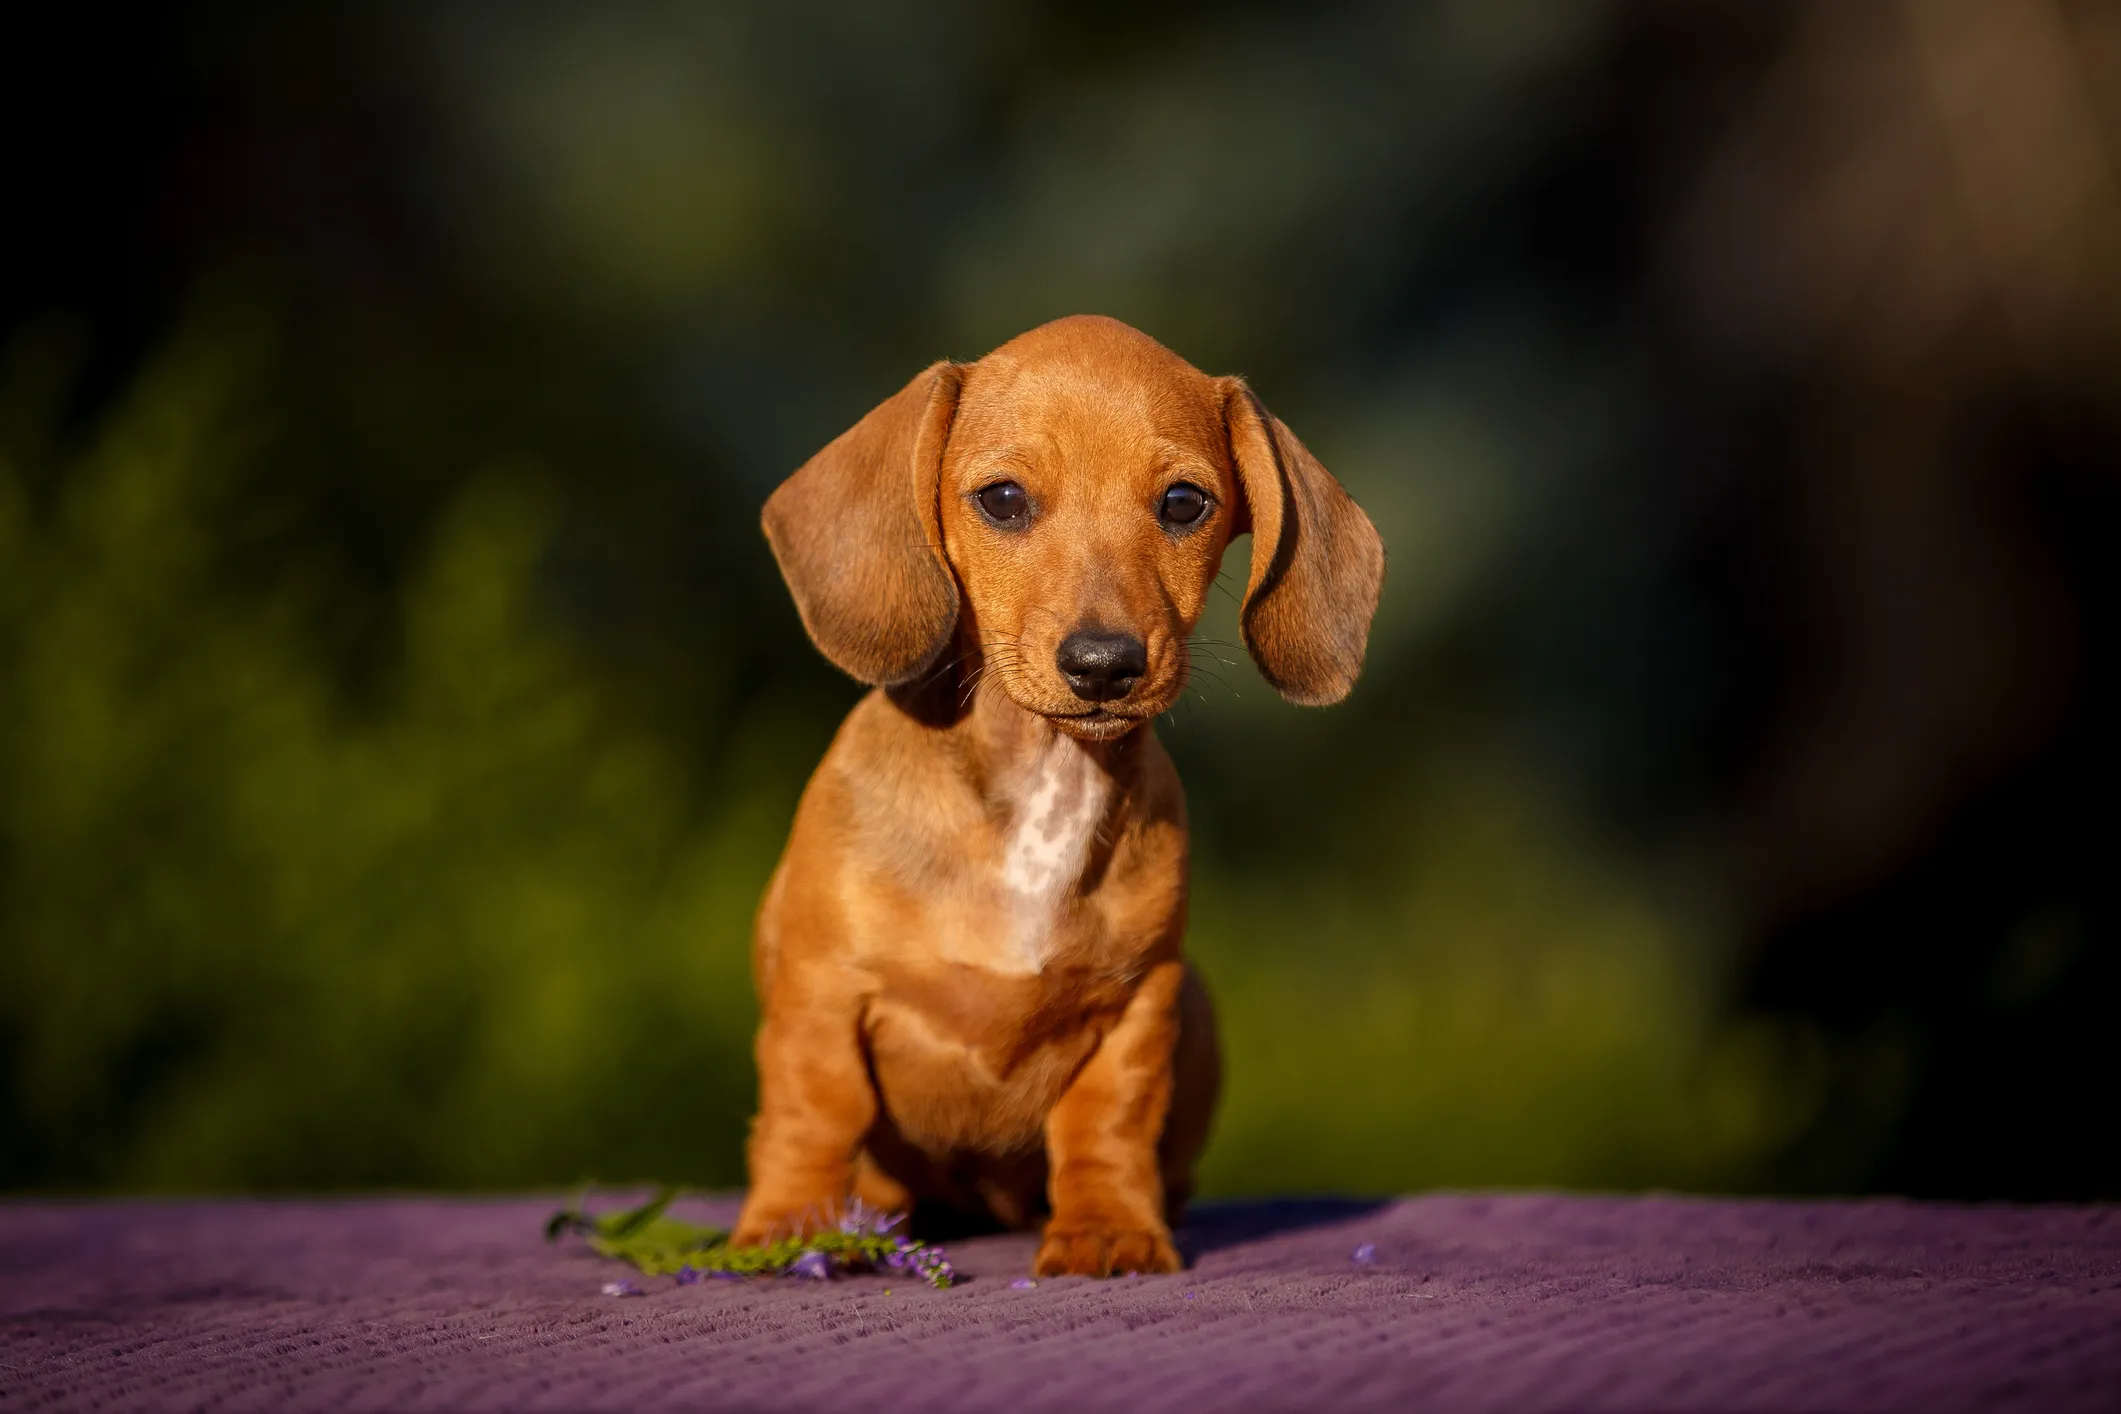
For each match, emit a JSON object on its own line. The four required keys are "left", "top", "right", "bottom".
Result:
{"left": 909, "top": 648, "right": 980, "bottom": 693}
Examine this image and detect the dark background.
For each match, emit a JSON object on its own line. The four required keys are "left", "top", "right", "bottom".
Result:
{"left": 3, "top": 0, "right": 2115, "bottom": 1200}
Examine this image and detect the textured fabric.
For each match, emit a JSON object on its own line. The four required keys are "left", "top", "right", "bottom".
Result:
{"left": 3, "top": 1193, "right": 2116, "bottom": 1412}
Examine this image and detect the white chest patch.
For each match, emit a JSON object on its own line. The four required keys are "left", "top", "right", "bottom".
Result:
{"left": 999, "top": 740, "right": 1109, "bottom": 970}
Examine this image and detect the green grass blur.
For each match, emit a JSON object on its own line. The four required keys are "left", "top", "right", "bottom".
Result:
{"left": 0, "top": 312, "right": 1813, "bottom": 1196}
{"left": 18, "top": 0, "right": 2109, "bottom": 1201}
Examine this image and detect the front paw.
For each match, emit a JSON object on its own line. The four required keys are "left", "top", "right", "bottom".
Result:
{"left": 1034, "top": 1223, "right": 1182, "bottom": 1278}
{"left": 731, "top": 1201, "right": 835, "bottom": 1247}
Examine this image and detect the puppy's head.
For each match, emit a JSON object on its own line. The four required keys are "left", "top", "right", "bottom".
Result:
{"left": 764, "top": 315, "right": 1384, "bottom": 737}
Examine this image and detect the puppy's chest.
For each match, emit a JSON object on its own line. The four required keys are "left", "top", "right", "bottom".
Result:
{"left": 992, "top": 742, "right": 1111, "bottom": 969}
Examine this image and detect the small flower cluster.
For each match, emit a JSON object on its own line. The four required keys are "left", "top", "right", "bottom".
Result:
{"left": 553, "top": 1189, "right": 958, "bottom": 1293}
{"left": 768, "top": 1201, "right": 955, "bottom": 1287}
{"left": 785, "top": 1250, "right": 834, "bottom": 1281}
{"left": 876, "top": 1238, "right": 956, "bottom": 1287}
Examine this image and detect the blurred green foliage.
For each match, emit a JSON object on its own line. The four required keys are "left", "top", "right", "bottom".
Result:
{"left": 0, "top": 313, "right": 1811, "bottom": 1195}
{"left": 15, "top": 0, "right": 2107, "bottom": 1200}
{"left": 0, "top": 315, "right": 771, "bottom": 1188}
{"left": 1189, "top": 763, "right": 1814, "bottom": 1197}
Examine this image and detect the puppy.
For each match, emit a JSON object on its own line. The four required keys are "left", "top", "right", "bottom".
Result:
{"left": 736, "top": 315, "right": 1384, "bottom": 1277}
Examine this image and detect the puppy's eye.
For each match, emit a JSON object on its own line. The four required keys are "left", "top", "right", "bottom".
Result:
{"left": 1159, "top": 482, "right": 1209, "bottom": 528}
{"left": 976, "top": 480, "right": 1030, "bottom": 528}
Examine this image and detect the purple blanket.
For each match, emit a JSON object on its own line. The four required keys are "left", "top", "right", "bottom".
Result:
{"left": 4, "top": 1194, "right": 2116, "bottom": 1412}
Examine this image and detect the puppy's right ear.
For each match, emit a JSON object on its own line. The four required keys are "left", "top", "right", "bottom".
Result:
{"left": 763, "top": 361, "right": 964, "bottom": 685}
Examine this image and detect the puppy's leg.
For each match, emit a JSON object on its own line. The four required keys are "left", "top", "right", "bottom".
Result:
{"left": 732, "top": 968, "right": 875, "bottom": 1245}
{"left": 1158, "top": 962, "right": 1221, "bottom": 1226}
{"left": 850, "top": 1148, "right": 914, "bottom": 1218}
{"left": 1035, "top": 959, "right": 1186, "bottom": 1277}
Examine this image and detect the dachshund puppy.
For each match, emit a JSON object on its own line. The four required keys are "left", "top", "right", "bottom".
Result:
{"left": 737, "top": 315, "right": 1384, "bottom": 1276}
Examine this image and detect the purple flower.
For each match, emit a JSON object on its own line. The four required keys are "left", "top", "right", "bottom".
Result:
{"left": 1010, "top": 1277, "right": 1038, "bottom": 1290}
{"left": 601, "top": 1279, "right": 644, "bottom": 1297}
{"left": 833, "top": 1200, "right": 911, "bottom": 1237}
{"left": 1351, "top": 1243, "right": 1378, "bottom": 1266}
{"left": 785, "top": 1250, "right": 833, "bottom": 1281}
{"left": 673, "top": 1266, "right": 704, "bottom": 1287}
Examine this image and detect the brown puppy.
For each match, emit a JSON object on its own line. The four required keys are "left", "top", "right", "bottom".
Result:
{"left": 738, "top": 315, "right": 1383, "bottom": 1277}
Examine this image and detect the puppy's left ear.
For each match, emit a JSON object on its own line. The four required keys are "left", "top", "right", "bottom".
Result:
{"left": 1220, "top": 379, "right": 1386, "bottom": 706}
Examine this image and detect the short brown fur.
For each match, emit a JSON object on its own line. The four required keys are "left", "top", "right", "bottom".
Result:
{"left": 743, "top": 315, "right": 1383, "bottom": 1276}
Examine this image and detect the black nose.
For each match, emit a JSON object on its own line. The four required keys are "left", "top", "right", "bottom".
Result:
{"left": 1056, "top": 631, "right": 1148, "bottom": 703}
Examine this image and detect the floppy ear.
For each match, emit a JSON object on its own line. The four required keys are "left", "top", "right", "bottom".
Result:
{"left": 763, "top": 361, "right": 964, "bottom": 685}
{"left": 1220, "top": 378, "right": 1386, "bottom": 706}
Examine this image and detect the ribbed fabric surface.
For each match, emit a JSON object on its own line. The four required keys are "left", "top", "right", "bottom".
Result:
{"left": 4, "top": 1193, "right": 2115, "bottom": 1412}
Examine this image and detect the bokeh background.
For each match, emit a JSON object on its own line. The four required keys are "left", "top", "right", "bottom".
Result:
{"left": 4, "top": 0, "right": 2116, "bottom": 1202}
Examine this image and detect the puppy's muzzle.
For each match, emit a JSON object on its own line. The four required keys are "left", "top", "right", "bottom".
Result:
{"left": 1056, "top": 630, "right": 1147, "bottom": 703}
